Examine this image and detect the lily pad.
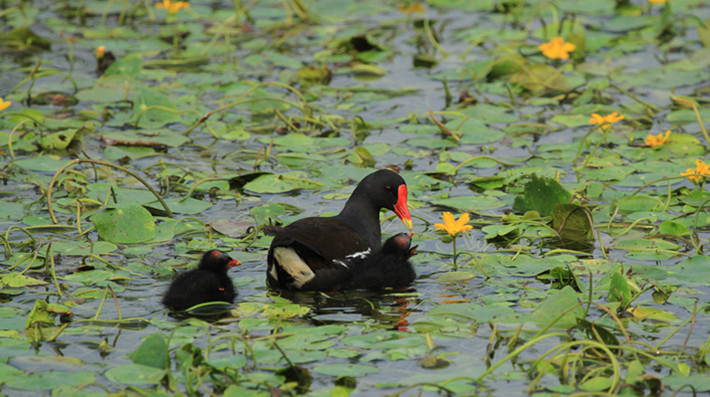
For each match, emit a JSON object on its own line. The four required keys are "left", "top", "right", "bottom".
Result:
{"left": 4, "top": 371, "right": 95, "bottom": 390}
{"left": 104, "top": 364, "right": 166, "bottom": 385}
{"left": 312, "top": 363, "right": 378, "bottom": 377}
{"left": 530, "top": 286, "right": 584, "bottom": 329}
{"left": 91, "top": 204, "right": 156, "bottom": 243}
{"left": 513, "top": 174, "right": 572, "bottom": 217}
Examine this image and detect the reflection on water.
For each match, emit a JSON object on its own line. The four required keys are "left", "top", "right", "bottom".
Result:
{"left": 272, "top": 289, "right": 420, "bottom": 331}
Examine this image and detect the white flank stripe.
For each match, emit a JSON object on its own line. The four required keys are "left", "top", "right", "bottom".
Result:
{"left": 332, "top": 259, "right": 349, "bottom": 269}
{"left": 345, "top": 248, "right": 371, "bottom": 260}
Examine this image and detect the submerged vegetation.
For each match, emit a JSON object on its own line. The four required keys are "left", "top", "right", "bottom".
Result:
{"left": 1, "top": 0, "right": 710, "bottom": 395}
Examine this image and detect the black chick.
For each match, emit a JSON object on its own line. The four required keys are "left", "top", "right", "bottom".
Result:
{"left": 348, "top": 233, "right": 417, "bottom": 290}
{"left": 162, "top": 250, "right": 241, "bottom": 311}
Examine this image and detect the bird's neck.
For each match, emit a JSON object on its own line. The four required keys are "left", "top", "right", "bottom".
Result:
{"left": 337, "top": 192, "right": 382, "bottom": 249}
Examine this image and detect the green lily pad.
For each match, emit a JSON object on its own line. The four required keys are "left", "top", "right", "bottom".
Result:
{"left": 438, "top": 271, "right": 476, "bottom": 283}
{"left": 13, "top": 155, "right": 68, "bottom": 172}
{"left": 664, "top": 373, "right": 710, "bottom": 392}
{"left": 552, "top": 203, "right": 593, "bottom": 242}
{"left": 91, "top": 204, "right": 156, "bottom": 243}
{"left": 312, "top": 363, "right": 378, "bottom": 377}
{"left": 145, "top": 197, "right": 211, "bottom": 215}
{"left": 104, "top": 364, "right": 166, "bottom": 385}
{"left": 244, "top": 173, "right": 320, "bottom": 194}
{"left": 39, "top": 127, "right": 80, "bottom": 150}
{"left": 658, "top": 220, "right": 690, "bottom": 236}
{"left": 129, "top": 333, "right": 168, "bottom": 370}
{"left": 513, "top": 174, "right": 572, "bottom": 217}
{"left": 432, "top": 195, "right": 505, "bottom": 212}
{"left": 616, "top": 195, "right": 662, "bottom": 215}
{"left": 50, "top": 240, "right": 117, "bottom": 255}
{"left": 0, "top": 201, "right": 24, "bottom": 220}
{"left": 608, "top": 268, "right": 632, "bottom": 307}
{"left": 531, "top": 286, "right": 584, "bottom": 329}
{"left": 0, "top": 272, "right": 47, "bottom": 288}
{"left": 4, "top": 371, "right": 94, "bottom": 390}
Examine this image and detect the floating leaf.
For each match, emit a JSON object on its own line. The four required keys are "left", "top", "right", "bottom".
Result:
{"left": 438, "top": 271, "right": 476, "bottom": 283}
{"left": 0, "top": 272, "right": 47, "bottom": 288}
{"left": 616, "top": 195, "right": 662, "bottom": 215}
{"left": 510, "top": 64, "right": 569, "bottom": 93}
{"left": 1, "top": 27, "right": 51, "bottom": 49}
{"left": 39, "top": 127, "right": 80, "bottom": 150}
{"left": 575, "top": 318, "right": 620, "bottom": 351}
{"left": 129, "top": 333, "right": 168, "bottom": 370}
{"left": 663, "top": 373, "right": 710, "bottom": 392}
{"left": 104, "top": 364, "right": 166, "bottom": 385}
{"left": 352, "top": 146, "right": 375, "bottom": 168}
{"left": 513, "top": 174, "right": 572, "bottom": 217}
{"left": 552, "top": 203, "right": 593, "bottom": 242}
{"left": 91, "top": 205, "right": 156, "bottom": 243}
{"left": 25, "top": 300, "right": 54, "bottom": 328}
{"left": 50, "top": 240, "right": 117, "bottom": 256}
{"left": 531, "top": 286, "right": 584, "bottom": 329}
{"left": 244, "top": 173, "right": 320, "bottom": 194}
{"left": 4, "top": 371, "right": 94, "bottom": 390}
{"left": 627, "top": 306, "right": 679, "bottom": 322}
{"left": 13, "top": 155, "right": 68, "bottom": 172}
{"left": 432, "top": 195, "right": 505, "bottom": 212}
{"left": 658, "top": 221, "right": 690, "bottom": 236}
{"left": 145, "top": 197, "right": 211, "bottom": 215}
{"left": 608, "top": 268, "right": 632, "bottom": 307}
{"left": 579, "top": 376, "right": 613, "bottom": 392}
{"left": 312, "top": 363, "right": 378, "bottom": 377}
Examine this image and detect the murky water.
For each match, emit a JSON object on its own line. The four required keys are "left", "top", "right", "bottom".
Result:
{"left": 2, "top": 0, "right": 710, "bottom": 395}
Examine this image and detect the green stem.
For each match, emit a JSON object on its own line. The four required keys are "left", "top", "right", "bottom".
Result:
{"left": 577, "top": 125, "right": 613, "bottom": 170}
{"left": 47, "top": 159, "right": 172, "bottom": 224}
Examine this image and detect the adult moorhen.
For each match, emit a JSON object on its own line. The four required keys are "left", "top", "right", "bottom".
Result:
{"left": 348, "top": 233, "right": 417, "bottom": 290}
{"left": 264, "top": 169, "right": 413, "bottom": 291}
{"left": 162, "top": 250, "right": 241, "bottom": 311}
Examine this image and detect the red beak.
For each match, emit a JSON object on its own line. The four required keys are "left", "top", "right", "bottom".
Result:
{"left": 227, "top": 259, "right": 241, "bottom": 268}
{"left": 394, "top": 184, "right": 413, "bottom": 230}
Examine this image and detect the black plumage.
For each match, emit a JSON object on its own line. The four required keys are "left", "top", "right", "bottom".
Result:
{"left": 348, "top": 233, "right": 417, "bottom": 290}
{"left": 264, "top": 169, "right": 413, "bottom": 291}
{"left": 162, "top": 250, "right": 241, "bottom": 311}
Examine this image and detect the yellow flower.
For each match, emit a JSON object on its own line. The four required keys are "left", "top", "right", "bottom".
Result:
{"left": 589, "top": 112, "right": 624, "bottom": 126}
{"left": 398, "top": 2, "right": 425, "bottom": 14}
{"left": 156, "top": 0, "right": 190, "bottom": 14}
{"left": 644, "top": 130, "right": 670, "bottom": 147}
{"left": 695, "top": 159, "right": 710, "bottom": 175}
{"left": 0, "top": 98, "right": 11, "bottom": 112}
{"left": 648, "top": 0, "right": 666, "bottom": 3}
{"left": 538, "top": 37, "right": 576, "bottom": 60}
{"left": 681, "top": 159, "right": 710, "bottom": 183}
{"left": 96, "top": 46, "right": 106, "bottom": 58}
{"left": 434, "top": 212, "right": 472, "bottom": 236}
{"left": 681, "top": 168, "right": 701, "bottom": 183}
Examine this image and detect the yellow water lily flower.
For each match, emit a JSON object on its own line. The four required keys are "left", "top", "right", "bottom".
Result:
{"left": 434, "top": 212, "right": 472, "bottom": 236}
{"left": 648, "top": 0, "right": 667, "bottom": 3}
{"left": 695, "top": 159, "right": 710, "bottom": 175}
{"left": 681, "top": 159, "right": 710, "bottom": 184}
{"left": 681, "top": 168, "right": 701, "bottom": 183}
{"left": 0, "top": 98, "right": 11, "bottom": 112}
{"left": 538, "top": 37, "right": 576, "bottom": 60}
{"left": 156, "top": 0, "right": 190, "bottom": 14}
{"left": 96, "top": 45, "right": 106, "bottom": 58}
{"left": 645, "top": 130, "right": 670, "bottom": 147}
{"left": 398, "top": 2, "right": 425, "bottom": 14}
{"left": 589, "top": 112, "right": 624, "bottom": 127}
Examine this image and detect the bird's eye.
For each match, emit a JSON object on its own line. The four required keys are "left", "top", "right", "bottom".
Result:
{"left": 384, "top": 185, "right": 392, "bottom": 192}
